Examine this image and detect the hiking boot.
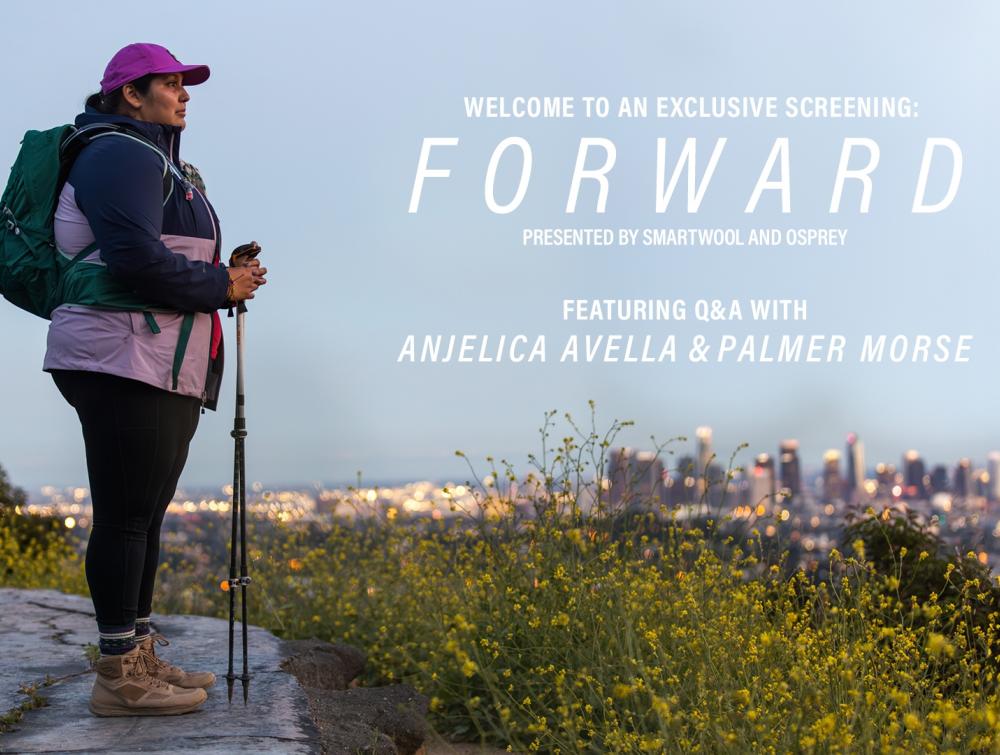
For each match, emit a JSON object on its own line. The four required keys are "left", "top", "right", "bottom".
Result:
{"left": 138, "top": 633, "right": 216, "bottom": 689}
{"left": 89, "top": 645, "right": 207, "bottom": 717}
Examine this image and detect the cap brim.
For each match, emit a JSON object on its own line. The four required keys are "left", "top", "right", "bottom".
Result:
{"left": 154, "top": 63, "right": 210, "bottom": 86}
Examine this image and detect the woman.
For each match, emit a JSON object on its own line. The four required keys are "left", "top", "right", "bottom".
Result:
{"left": 45, "top": 43, "right": 267, "bottom": 717}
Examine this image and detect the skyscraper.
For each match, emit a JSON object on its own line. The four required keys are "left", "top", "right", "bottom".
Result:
{"left": 845, "top": 433, "right": 865, "bottom": 501}
{"left": 902, "top": 450, "right": 926, "bottom": 500}
{"left": 875, "top": 462, "right": 896, "bottom": 498}
{"left": 608, "top": 448, "right": 666, "bottom": 509}
{"left": 750, "top": 453, "right": 777, "bottom": 511}
{"left": 988, "top": 452, "right": 1000, "bottom": 502}
{"left": 822, "top": 449, "right": 844, "bottom": 502}
{"left": 954, "top": 459, "right": 973, "bottom": 499}
{"left": 696, "top": 426, "right": 713, "bottom": 496}
{"left": 675, "top": 455, "right": 696, "bottom": 504}
{"left": 779, "top": 440, "right": 801, "bottom": 501}
{"left": 929, "top": 465, "right": 949, "bottom": 495}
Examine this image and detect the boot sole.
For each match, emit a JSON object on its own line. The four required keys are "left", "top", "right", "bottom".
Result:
{"left": 88, "top": 697, "right": 207, "bottom": 717}
{"left": 172, "top": 676, "right": 216, "bottom": 690}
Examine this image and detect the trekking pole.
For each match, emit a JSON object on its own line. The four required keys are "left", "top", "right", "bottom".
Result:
{"left": 226, "top": 243, "right": 260, "bottom": 704}
{"left": 226, "top": 372, "right": 241, "bottom": 703}
{"left": 226, "top": 298, "right": 251, "bottom": 703}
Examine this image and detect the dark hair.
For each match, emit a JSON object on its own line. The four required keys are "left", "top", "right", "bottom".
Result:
{"left": 85, "top": 74, "right": 155, "bottom": 115}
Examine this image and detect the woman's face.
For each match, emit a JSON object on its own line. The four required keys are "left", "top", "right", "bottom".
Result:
{"left": 124, "top": 74, "right": 190, "bottom": 129}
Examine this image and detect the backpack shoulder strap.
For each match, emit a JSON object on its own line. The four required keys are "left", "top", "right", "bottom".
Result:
{"left": 60, "top": 124, "right": 185, "bottom": 203}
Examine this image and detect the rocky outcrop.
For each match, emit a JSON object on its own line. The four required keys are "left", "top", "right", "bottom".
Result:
{"left": 0, "top": 588, "right": 434, "bottom": 754}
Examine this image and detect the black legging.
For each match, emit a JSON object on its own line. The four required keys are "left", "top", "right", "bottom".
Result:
{"left": 51, "top": 369, "right": 201, "bottom": 630}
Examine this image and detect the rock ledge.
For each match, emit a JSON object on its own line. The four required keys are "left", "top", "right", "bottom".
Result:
{"left": 0, "top": 588, "right": 434, "bottom": 754}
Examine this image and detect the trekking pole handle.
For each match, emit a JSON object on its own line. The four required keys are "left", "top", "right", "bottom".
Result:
{"left": 230, "top": 241, "right": 261, "bottom": 267}
{"left": 228, "top": 241, "right": 262, "bottom": 316}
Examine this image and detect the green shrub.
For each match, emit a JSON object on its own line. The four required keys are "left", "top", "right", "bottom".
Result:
{"left": 5, "top": 417, "right": 1000, "bottom": 752}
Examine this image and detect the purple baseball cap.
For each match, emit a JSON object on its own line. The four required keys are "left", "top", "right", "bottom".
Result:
{"left": 100, "top": 43, "right": 210, "bottom": 95}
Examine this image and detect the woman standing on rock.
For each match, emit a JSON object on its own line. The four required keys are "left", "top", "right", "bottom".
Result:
{"left": 46, "top": 43, "right": 267, "bottom": 716}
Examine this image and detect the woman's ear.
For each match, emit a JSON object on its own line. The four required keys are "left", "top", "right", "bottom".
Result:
{"left": 121, "top": 83, "right": 144, "bottom": 110}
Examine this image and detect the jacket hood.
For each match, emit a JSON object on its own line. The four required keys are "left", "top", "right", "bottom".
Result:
{"left": 74, "top": 108, "right": 183, "bottom": 163}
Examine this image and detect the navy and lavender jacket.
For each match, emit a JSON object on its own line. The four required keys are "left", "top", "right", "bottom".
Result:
{"left": 43, "top": 109, "right": 230, "bottom": 409}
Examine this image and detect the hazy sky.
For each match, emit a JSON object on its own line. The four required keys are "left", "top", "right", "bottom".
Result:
{"left": 1, "top": 2, "right": 998, "bottom": 490}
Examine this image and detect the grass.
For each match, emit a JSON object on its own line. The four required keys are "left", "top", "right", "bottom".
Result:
{"left": 4, "top": 407, "right": 1000, "bottom": 753}
{"left": 0, "top": 683, "right": 49, "bottom": 734}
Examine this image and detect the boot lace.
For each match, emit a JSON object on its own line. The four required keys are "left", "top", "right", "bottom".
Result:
{"left": 143, "top": 634, "right": 173, "bottom": 672}
{"left": 141, "top": 634, "right": 190, "bottom": 682}
{"left": 123, "top": 650, "right": 171, "bottom": 690}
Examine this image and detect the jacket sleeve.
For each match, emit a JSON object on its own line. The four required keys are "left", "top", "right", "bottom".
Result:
{"left": 70, "top": 137, "right": 230, "bottom": 313}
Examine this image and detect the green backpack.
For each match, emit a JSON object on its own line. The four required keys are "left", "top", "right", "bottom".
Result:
{"left": 0, "top": 123, "right": 174, "bottom": 319}
{"left": 1, "top": 124, "right": 198, "bottom": 391}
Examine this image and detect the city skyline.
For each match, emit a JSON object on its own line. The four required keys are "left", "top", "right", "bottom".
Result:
{"left": 26, "top": 424, "right": 1000, "bottom": 579}
{"left": 17, "top": 425, "right": 1000, "bottom": 501}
